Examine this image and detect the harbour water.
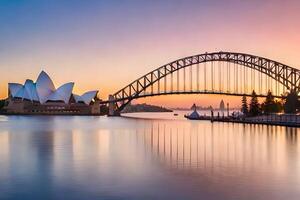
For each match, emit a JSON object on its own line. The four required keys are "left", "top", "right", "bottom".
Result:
{"left": 0, "top": 112, "right": 300, "bottom": 200}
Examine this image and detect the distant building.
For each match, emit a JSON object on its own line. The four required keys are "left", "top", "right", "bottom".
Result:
{"left": 2, "top": 71, "right": 100, "bottom": 115}
{"left": 191, "top": 103, "right": 197, "bottom": 111}
{"left": 219, "top": 100, "right": 225, "bottom": 111}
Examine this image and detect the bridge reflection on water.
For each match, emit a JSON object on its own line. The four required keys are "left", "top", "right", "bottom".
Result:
{"left": 1, "top": 116, "right": 300, "bottom": 199}
{"left": 134, "top": 121, "right": 299, "bottom": 172}
{"left": 0, "top": 118, "right": 299, "bottom": 174}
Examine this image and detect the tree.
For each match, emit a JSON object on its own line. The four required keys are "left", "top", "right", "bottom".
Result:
{"left": 241, "top": 95, "right": 248, "bottom": 115}
{"left": 0, "top": 99, "right": 5, "bottom": 110}
{"left": 273, "top": 100, "right": 283, "bottom": 113}
{"left": 261, "top": 90, "right": 282, "bottom": 114}
{"left": 249, "top": 90, "right": 260, "bottom": 116}
{"left": 262, "top": 90, "right": 275, "bottom": 114}
{"left": 284, "top": 90, "right": 300, "bottom": 113}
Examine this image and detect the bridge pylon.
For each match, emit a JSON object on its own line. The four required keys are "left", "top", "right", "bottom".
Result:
{"left": 108, "top": 95, "right": 120, "bottom": 116}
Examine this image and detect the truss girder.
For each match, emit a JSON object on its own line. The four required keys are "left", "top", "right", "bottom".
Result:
{"left": 111, "top": 52, "right": 300, "bottom": 112}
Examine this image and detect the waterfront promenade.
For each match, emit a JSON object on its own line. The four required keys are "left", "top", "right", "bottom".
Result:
{"left": 209, "top": 114, "right": 300, "bottom": 127}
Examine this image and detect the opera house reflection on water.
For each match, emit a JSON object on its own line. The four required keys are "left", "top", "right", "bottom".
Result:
{"left": 2, "top": 71, "right": 100, "bottom": 115}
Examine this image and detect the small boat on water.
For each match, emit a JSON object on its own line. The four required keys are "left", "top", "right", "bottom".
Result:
{"left": 185, "top": 103, "right": 216, "bottom": 120}
{"left": 185, "top": 103, "right": 202, "bottom": 120}
{"left": 184, "top": 111, "right": 200, "bottom": 120}
{"left": 184, "top": 113, "right": 211, "bottom": 120}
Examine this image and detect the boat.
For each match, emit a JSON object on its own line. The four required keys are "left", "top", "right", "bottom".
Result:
{"left": 184, "top": 114, "right": 200, "bottom": 120}
{"left": 185, "top": 114, "right": 213, "bottom": 120}
{"left": 185, "top": 103, "right": 201, "bottom": 120}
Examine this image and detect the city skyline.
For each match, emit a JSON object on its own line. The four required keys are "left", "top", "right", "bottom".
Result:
{"left": 1, "top": 0, "right": 300, "bottom": 107}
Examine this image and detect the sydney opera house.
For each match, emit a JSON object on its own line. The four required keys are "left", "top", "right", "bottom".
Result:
{"left": 2, "top": 71, "right": 100, "bottom": 115}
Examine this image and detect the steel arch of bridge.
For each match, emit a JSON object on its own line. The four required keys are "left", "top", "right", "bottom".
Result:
{"left": 108, "top": 51, "right": 300, "bottom": 113}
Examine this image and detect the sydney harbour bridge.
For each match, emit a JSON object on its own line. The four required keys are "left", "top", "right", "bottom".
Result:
{"left": 103, "top": 51, "right": 300, "bottom": 115}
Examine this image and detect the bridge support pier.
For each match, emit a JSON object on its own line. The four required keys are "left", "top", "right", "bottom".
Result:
{"left": 108, "top": 95, "right": 120, "bottom": 116}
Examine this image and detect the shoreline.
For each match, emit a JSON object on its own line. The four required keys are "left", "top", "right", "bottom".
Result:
{"left": 185, "top": 115, "right": 300, "bottom": 128}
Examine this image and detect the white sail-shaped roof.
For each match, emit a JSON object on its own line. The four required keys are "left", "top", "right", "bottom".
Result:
{"left": 8, "top": 70, "right": 98, "bottom": 106}
{"left": 14, "top": 85, "right": 27, "bottom": 99}
{"left": 8, "top": 83, "right": 23, "bottom": 97}
{"left": 36, "top": 71, "right": 55, "bottom": 104}
{"left": 73, "top": 94, "right": 82, "bottom": 103}
{"left": 74, "top": 90, "right": 98, "bottom": 105}
{"left": 47, "top": 82, "right": 74, "bottom": 103}
{"left": 24, "top": 79, "right": 39, "bottom": 102}
{"left": 81, "top": 91, "right": 98, "bottom": 104}
{"left": 13, "top": 80, "right": 39, "bottom": 102}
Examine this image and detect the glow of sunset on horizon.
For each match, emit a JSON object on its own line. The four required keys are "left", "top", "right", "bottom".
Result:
{"left": 1, "top": 0, "right": 300, "bottom": 108}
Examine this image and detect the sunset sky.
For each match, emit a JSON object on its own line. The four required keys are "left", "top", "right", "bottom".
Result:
{"left": 1, "top": 0, "right": 300, "bottom": 108}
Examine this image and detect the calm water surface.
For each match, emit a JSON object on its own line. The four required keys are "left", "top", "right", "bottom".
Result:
{"left": 0, "top": 112, "right": 300, "bottom": 200}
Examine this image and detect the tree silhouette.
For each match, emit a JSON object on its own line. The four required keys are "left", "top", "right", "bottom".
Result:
{"left": 284, "top": 90, "right": 299, "bottom": 113}
{"left": 249, "top": 90, "right": 260, "bottom": 116}
{"left": 262, "top": 90, "right": 275, "bottom": 113}
{"left": 0, "top": 99, "right": 5, "bottom": 110}
{"left": 241, "top": 95, "right": 248, "bottom": 115}
{"left": 261, "top": 90, "right": 283, "bottom": 114}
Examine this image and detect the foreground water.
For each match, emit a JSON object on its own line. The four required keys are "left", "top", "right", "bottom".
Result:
{"left": 0, "top": 112, "right": 300, "bottom": 200}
